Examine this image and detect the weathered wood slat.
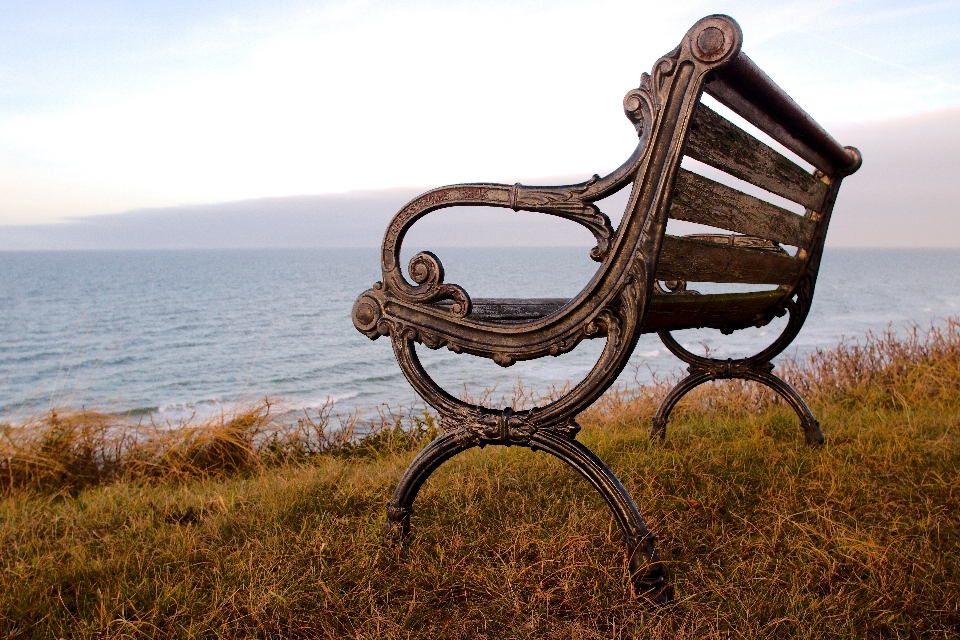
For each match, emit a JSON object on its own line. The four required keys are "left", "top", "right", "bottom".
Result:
{"left": 641, "top": 290, "right": 785, "bottom": 333}
{"left": 469, "top": 298, "right": 568, "bottom": 321}
{"left": 436, "top": 290, "right": 787, "bottom": 334}
{"left": 686, "top": 104, "right": 829, "bottom": 212}
{"left": 671, "top": 168, "right": 816, "bottom": 248}
{"left": 433, "top": 298, "right": 569, "bottom": 321}
{"left": 656, "top": 235, "right": 803, "bottom": 284}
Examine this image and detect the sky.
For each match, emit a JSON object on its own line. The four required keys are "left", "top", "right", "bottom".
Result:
{"left": 1, "top": 0, "right": 959, "bottom": 228}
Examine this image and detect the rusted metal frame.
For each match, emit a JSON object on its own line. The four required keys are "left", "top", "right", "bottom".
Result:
{"left": 354, "top": 19, "right": 731, "bottom": 372}
{"left": 355, "top": 15, "right": 752, "bottom": 604}
{"left": 373, "top": 125, "right": 651, "bottom": 300}
{"left": 705, "top": 52, "right": 859, "bottom": 176}
{"left": 383, "top": 422, "right": 671, "bottom": 602}
{"left": 385, "top": 333, "right": 672, "bottom": 602}
{"left": 650, "top": 317, "right": 824, "bottom": 445}
{"left": 670, "top": 168, "right": 817, "bottom": 249}
{"left": 352, "top": 151, "right": 649, "bottom": 365}
{"left": 364, "top": 41, "right": 712, "bottom": 418}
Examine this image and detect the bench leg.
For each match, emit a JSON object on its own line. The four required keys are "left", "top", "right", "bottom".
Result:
{"left": 651, "top": 366, "right": 824, "bottom": 445}
{"left": 531, "top": 430, "right": 672, "bottom": 603}
{"left": 650, "top": 369, "right": 716, "bottom": 440}
{"left": 383, "top": 427, "right": 672, "bottom": 604}
{"left": 652, "top": 327, "right": 824, "bottom": 445}
{"left": 383, "top": 430, "right": 474, "bottom": 541}
{"left": 745, "top": 369, "right": 824, "bottom": 445}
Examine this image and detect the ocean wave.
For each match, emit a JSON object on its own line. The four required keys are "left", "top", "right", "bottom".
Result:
{"left": 144, "top": 393, "right": 362, "bottom": 423}
{"left": 282, "top": 393, "right": 359, "bottom": 412}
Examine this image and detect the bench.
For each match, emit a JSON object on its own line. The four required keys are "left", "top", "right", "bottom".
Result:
{"left": 352, "top": 14, "right": 861, "bottom": 603}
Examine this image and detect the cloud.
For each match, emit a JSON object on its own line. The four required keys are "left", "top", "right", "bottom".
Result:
{"left": 0, "top": 102, "right": 960, "bottom": 250}
{"left": 0, "top": 178, "right": 600, "bottom": 251}
{"left": 4, "top": 103, "right": 958, "bottom": 250}
{"left": 0, "top": 0, "right": 958, "bottom": 225}
{"left": 829, "top": 105, "right": 960, "bottom": 247}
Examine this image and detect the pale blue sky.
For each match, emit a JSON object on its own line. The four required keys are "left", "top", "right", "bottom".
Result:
{"left": 1, "top": 0, "right": 959, "bottom": 224}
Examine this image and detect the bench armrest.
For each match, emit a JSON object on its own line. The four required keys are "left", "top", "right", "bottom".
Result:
{"left": 376, "top": 181, "right": 616, "bottom": 317}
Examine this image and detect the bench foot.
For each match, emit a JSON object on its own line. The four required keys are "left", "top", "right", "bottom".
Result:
{"left": 625, "top": 531, "right": 675, "bottom": 604}
{"left": 383, "top": 426, "right": 672, "bottom": 604}
{"left": 383, "top": 501, "right": 413, "bottom": 542}
{"left": 653, "top": 331, "right": 824, "bottom": 445}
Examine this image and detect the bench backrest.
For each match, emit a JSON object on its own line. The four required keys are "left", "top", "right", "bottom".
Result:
{"left": 646, "top": 33, "right": 860, "bottom": 314}
{"left": 601, "top": 16, "right": 861, "bottom": 339}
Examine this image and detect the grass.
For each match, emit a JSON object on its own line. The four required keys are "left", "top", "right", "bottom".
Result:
{"left": 1, "top": 321, "right": 959, "bottom": 638}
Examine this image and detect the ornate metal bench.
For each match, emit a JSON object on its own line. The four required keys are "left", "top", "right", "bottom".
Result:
{"left": 352, "top": 14, "right": 861, "bottom": 603}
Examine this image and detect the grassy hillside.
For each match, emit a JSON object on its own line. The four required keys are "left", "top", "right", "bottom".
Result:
{"left": 1, "top": 322, "right": 959, "bottom": 638}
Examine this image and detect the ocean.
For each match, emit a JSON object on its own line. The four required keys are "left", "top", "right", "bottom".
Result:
{"left": 2, "top": 247, "right": 959, "bottom": 422}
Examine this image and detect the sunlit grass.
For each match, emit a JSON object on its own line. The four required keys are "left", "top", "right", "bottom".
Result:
{"left": 1, "top": 321, "right": 958, "bottom": 637}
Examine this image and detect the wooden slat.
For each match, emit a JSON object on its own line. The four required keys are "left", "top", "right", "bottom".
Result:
{"left": 671, "top": 168, "right": 816, "bottom": 249}
{"left": 469, "top": 298, "right": 567, "bottom": 321}
{"left": 641, "top": 290, "right": 785, "bottom": 333}
{"left": 433, "top": 298, "right": 568, "bottom": 321}
{"left": 435, "top": 290, "right": 786, "bottom": 334}
{"left": 656, "top": 235, "right": 803, "bottom": 285}
{"left": 686, "top": 104, "right": 829, "bottom": 212}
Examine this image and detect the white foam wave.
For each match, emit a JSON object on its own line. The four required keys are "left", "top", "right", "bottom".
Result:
{"left": 283, "top": 393, "right": 358, "bottom": 412}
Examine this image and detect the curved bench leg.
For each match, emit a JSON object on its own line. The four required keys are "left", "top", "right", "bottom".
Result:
{"left": 744, "top": 369, "right": 824, "bottom": 445}
{"left": 383, "top": 430, "right": 476, "bottom": 541}
{"left": 383, "top": 427, "right": 672, "bottom": 604}
{"left": 531, "top": 430, "right": 672, "bottom": 603}
{"left": 650, "top": 370, "right": 715, "bottom": 440}
{"left": 651, "top": 367, "right": 824, "bottom": 445}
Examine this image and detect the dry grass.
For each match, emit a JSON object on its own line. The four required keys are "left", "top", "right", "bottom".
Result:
{"left": 1, "top": 321, "right": 959, "bottom": 638}
{"left": 0, "top": 401, "right": 436, "bottom": 495}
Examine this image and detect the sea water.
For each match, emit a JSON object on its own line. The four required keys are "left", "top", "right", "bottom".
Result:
{"left": 1, "top": 247, "right": 959, "bottom": 422}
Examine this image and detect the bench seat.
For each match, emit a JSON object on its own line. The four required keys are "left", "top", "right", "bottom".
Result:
{"left": 433, "top": 288, "right": 784, "bottom": 333}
